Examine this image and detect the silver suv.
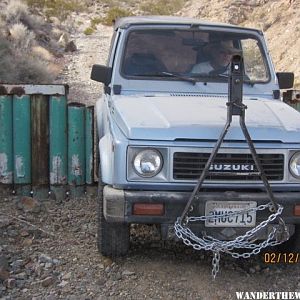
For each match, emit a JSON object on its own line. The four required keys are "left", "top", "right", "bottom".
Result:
{"left": 91, "top": 16, "right": 300, "bottom": 257}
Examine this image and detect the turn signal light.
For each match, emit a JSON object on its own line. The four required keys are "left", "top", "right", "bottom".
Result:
{"left": 133, "top": 203, "right": 164, "bottom": 216}
{"left": 294, "top": 205, "right": 300, "bottom": 216}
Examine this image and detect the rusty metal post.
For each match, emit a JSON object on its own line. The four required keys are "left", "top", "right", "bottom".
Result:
{"left": 31, "top": 95, "right": 49, "bottom": 200}
{"left": 49, "top": 95, "right": 67, "bottom": 201}
{"left": 0, "top": 95, "right": 13, "bottom": 190}
{"left": 68, "top": 103, "right": 86, "bottom": 197}
{"left": 13, "top": 95, "right": 31, "bottom": 196}
{"left": 85, "top": 106, "right": 94, "bottom": 185}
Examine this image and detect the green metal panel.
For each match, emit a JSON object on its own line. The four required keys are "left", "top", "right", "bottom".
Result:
{"left": 49, "top": 96, "right": 67, "bottom": 185}
{"left": 68, "top": 103, "right": 86, "bottom": 195}
{"left": 0, "top": 95, "right": 13, "bottom": 184}
{"left": 85, "top": 106, "right": 94, "bottom": 185}
{"left": 13, "top": 95, "right": 31, "bottom": 185}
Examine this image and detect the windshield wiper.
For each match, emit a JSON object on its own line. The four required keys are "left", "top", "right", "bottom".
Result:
{"left": 160, "top": 72, "right": 197, "bottom": 85}
{"left": 207, "top": 74, "right": 256, "bottom": 86}
{"left": 133, "top": 72, "right": 197, "bottom": 85}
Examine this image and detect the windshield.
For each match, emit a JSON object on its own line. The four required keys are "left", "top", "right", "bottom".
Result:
{"left": 121, "top": 28, "right": 270, "bottom": 83}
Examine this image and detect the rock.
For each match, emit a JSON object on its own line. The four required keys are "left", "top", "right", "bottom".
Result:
{"left": 6, "top": 278, "right": 16, "bottom": 289}
{"left": 0, "top": 256, "right": 9, "bottom": 271}
{"left": 7, "top": 229, "right": 18, "bottom": 237}
{"left": 65, "top": 41, "right": 77, "bottom": 52}
{"left": 62, "top": 272, "right": 72, "bottom": 280}
{"left": 254, "top": 264, "right": 261, "bottom": 272}
{"left": 0, "top": 269, "right": 9, "bottom": 281}
{"left": 52, "top": 259, "right": 61, "bottom": 266}
{"left": 58, "top": 33, "right": 69, "bottom": 48}
{"left": 49, "top": 16, "right": 61, "bottom": 26}
{"left": 113, "top": 272, "right": 122, "bottom": 281}
{"left": 41, "top": 276, "right": 55, "bottom": 287}
{"left": 17, "top": 196, "right": 42, "bottom": 213}
{"left": 0, "top": 256, "right": 9, "bottom": 281}
{"left": 16, "top": 279, "right": 25, "bottom": 288}
{"left": 14, "top": 272, "right": 27, "bottom": 280}
{"left": 0, "top": 216, "right": 11, "bottom": 228}
{"left": 122, "top": 270, "right": 135, "bottom": 276}
{"left": 38, "top": 254, "right": 53, "bottom": 264}
{"left": 10, "top": 259, "right": 25, "bottom": 272}
{"left": 102, "top": 257, "right": 113, "bottom": 267}
{"left": 45, "top": 262, "right": 53, "bottom": 269}
{"left": 22, "top": 238, "right": 33, "bottom": 247}
{"left": 20, "top": 230, "right": 30, "bottom": 237}
{"left": 57, "top": 280, "right": 68, "bottom": 287}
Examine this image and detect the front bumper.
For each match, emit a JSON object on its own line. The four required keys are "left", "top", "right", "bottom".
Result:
{"left": 103, "top": 185, "right": 300, "bottom": 224}
{"left": 103, "top": 186, "right": 300, "bottom": 240}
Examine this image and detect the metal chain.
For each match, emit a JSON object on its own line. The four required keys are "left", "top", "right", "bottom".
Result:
{"left": 174, "top": 203, "right": 289, "bottom": 278}
{"left": 212, "top": 251, "right": 220, "bottom": 280}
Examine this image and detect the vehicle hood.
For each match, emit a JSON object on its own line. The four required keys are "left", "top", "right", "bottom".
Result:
{"left": 112, "top": 95, "right": 300, "bottom": 143}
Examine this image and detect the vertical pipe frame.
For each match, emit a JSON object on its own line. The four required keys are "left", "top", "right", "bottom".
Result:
{"left": 13, "top": 95, "right": 31, "bottom": 194}
{"left": 0, "top": 95, "right": 13, "bottom": 185}
{"left": 85, "top": 106, "right": 94, "bottom": 185}
{"left": 68, "top": 103, "right": 86, "bottom": 196}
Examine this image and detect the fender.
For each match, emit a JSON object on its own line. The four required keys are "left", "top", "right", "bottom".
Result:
{"left": 99, "top": 133, "right": 114, "bottom": 184}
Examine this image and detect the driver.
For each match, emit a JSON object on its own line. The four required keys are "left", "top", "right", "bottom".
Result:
{"left": 191, "top": 40, "right": 240, "bottom": 75}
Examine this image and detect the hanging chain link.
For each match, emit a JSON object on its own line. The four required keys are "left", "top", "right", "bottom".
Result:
{"left": 174, "top": 203, "right": 289, "bottom": 278}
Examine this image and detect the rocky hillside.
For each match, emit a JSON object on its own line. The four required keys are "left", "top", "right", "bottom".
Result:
{"left": 179, "top": 0, "right": 300, "bottom": 87}
{"left": 0, "top": 0, "right": 299, "bottom": 88}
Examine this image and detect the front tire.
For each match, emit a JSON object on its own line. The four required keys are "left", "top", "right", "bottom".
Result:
{"left": 277, "top": 224, "right": 300, "bottom": 252}
{"left": 97, "top": 174, "right": 130, "bottom": 257}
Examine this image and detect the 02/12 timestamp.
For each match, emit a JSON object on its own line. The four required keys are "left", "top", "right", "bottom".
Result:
{"left": 263, "top": 252, "right": 299, "bottom": 264}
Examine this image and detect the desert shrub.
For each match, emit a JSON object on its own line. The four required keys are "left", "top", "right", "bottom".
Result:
{"left": 16, "top": 55, "right": 55, "bottom": 83}
{"left": 101, "top": 7, "right": 133, "bottom": 26}
{"left": 140, "top": 0, "right": 185, "bottom": 15}
{"left": 0, "top": 6, "right": 57, "bottom": 84}
{"left": 84, "top": 27, "right": 95, "bottom": 35}
{"left": 4, "top": 0, "right": 29, "bottom": 23}
{"left": 90, "top": 17, "right": 102, "bottom": 29}
{"left": 0, "top": 30, "right": 55, "bottom": 84}
{"left": 9, "top": 23, "right": 35, "bottom": 50}
{"left": 26, "top": 0, "right": 83, "bottom": 20}
{"left": 0, "top": 37, "right": 15, "bottom": 83}
{"left": 3, "top": 0, "right": 43, "bottom": 30}
{"left": 31, "top": 45, "right": 54, "bottom": 61}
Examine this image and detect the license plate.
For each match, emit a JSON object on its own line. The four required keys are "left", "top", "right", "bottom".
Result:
{"left": 205, "top": 201, "right": 257, "bottom": 227}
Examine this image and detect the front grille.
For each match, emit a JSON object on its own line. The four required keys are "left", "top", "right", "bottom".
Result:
{"left": 173, "top": 152, "right": 284, "bottom": 181}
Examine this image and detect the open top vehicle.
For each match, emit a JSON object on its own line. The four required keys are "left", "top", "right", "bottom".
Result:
{"left": 91, "top": 16, "right": 300, "bottom": 275}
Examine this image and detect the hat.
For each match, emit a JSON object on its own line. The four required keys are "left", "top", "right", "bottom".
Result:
{"left": 208, "top": 40, "right": 241, "bottom": 54}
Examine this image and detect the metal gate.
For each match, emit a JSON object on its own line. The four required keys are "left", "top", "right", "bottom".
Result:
{"left": 0, "top": 84, "right": 95, "bottom": 200}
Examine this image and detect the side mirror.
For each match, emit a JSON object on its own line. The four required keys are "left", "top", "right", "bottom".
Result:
{"left": 91, "top": 64, "right": 112, "bottom": 85}
{"left": 276, "top": 72, "right": 294, "bottom": 89}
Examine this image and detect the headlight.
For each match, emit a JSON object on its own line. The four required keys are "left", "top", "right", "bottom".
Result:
{"left": 289, "top": 152, "right": 300, "bottom": 178}
{"left": 133, "top": 149, "right": 163, "bottom": 177}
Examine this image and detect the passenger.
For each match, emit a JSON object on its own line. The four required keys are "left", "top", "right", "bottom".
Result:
{"left": 191, "top": 40, "right": 240, "bottom": 75}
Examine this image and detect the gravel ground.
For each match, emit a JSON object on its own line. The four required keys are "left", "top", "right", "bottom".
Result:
{"left": 1, "top": 16, "right": 300, "bottom": 300}
{"left": 0, "top": 191, "right": 300, "bottom": 300}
